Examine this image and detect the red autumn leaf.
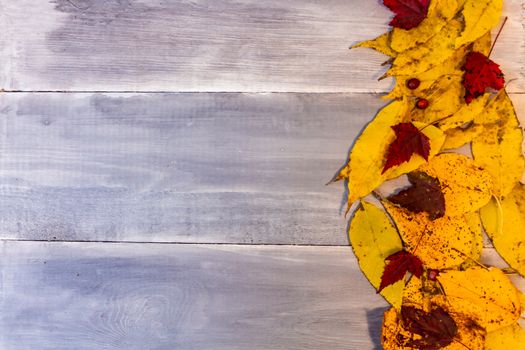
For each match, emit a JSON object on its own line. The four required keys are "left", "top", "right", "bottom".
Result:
{"left": 462, "top": 51, "right": 505, "bottom": 104}
{"left": 382, "top": 122, "right": 431, "bottom": 174}
{"left": 378, "top": 250, "right": 424, "bottom": 292}
{"left": 383, "top": 0, "right": 430, "bottom": 30}
{"left": 400, "top": 306, "right": 458, "bottom": 350}
{"left": 388, "top": 171, "right": 445, "bottom": 220}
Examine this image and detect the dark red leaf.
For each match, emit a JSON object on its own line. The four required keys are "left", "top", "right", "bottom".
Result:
{"left": 383, "top": 0, "right": 430, "bottom": 30}
{"left": 388, "top": 171, "right": 445, "bottom": 220}
{"left": 400, "top": 306, "right": 458, "bottom": 350}
{"left": 462, "top": 51, "right": 505, "bottom": 104}
{"left": 382, "top": 122, "right": 431, "bottom": 174}
{"left": 378, "top": 250, "right": 424, "bottom": 292}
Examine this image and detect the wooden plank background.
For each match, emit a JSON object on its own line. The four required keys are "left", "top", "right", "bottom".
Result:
{"left": 0, "top": 0, "right": 524, "bottom": 349}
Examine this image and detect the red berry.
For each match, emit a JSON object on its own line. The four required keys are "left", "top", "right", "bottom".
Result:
{"left": 406, "top": 78, "right": 421, "bottom": 90}
{"left": 416, "top": 98, "right": 429, "bottom": 109}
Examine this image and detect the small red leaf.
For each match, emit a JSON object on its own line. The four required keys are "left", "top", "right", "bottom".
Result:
{"left": 462, "top": 51, "right": 505, "bottom": 104}
{"left": 388, "top": 171, "right": 445, "bottom": 220}
{"left": 400, "top": 306, "right": 458, "bottom": 350}
{"left": 382, "top": 122, "right": 431, "bottom": 174}
{"left": 383, "top": 0, "right": 430, "bottom": 30}
{"left": 378, "top": 250, "right": 424, "bottom": 292}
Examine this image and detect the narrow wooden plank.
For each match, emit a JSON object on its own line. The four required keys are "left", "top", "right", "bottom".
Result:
{"left": 1, "top": 0, "right": 523, "bottom": 92}
{"left": 0, "top": 92, "right": 382, "bottom": 244}
{"left": 0, "top": 242, "right": 387, "bottom": 350}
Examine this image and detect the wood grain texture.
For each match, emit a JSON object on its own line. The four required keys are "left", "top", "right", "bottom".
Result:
{"left": 0, "top": 242, "right": 387, "bottom": 350}
{"left": 0, "top": 0, "right": 523, "bottom": 92}
{"left": 0, "top": 92, "right": 380, "bottom": 244}
{"left": 0, "top": 242, "right": 523, "bottom": 350}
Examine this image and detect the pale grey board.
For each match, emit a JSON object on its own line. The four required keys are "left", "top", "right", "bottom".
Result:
{"left": 0, "top": 92, "right": 387, "bottom": 244}
{"left": 0, "top": 0, "right": 524, "bottom": 92}
{"left": 0, "top": 242, "right": 388, "bottom": 350}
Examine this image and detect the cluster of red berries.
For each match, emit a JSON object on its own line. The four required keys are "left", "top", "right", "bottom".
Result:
{"left": 406, "top": 78, "right": 429, "bottom": 110}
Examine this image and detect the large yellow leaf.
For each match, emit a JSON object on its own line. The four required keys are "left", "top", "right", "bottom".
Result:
{"left": 382, "top": 202, "right": 476, "bottom": 269}
{"left": 455, "top": 0, "right": 503, "bottom": 49}
{"left": 437, "top": 267, "right": 521, "bottom": 332}
{"left": 485, "top": 323, "right": 525, "bottom": 349}
{"left": 419, "top": 153, "right": 493, "bottom": 216}
{"left": 352, "top": 32, "right": 397, "bottom": 57}
{"left": 349, "top": 201, "right": 404, "bottom": 309}
{"left": 480, "top": 184, "right": 525, "bottom": 277}
{"left": 381, "top": 306, "right": 486, "bottom": 350}
{"left": 438, "top": 93, "right": 490, "bottom": 131}
{"left": 442, "top": 124, "right": 483, "bottom": 150}
{"left": 337, "top": 100, "right": 445, "bottom": 204}
{"left": 388, "top": 19, "right": 463, "bottom": 76}
{"left": 389, "top": 0, "right": 460, "bottom": 52}
{"left": 472, "top": 91, "right": 525, "bottom": 198}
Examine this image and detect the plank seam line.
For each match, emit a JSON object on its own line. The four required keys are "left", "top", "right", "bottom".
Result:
{"left": 0, "top": 238, "right": 351, "bottom": 248}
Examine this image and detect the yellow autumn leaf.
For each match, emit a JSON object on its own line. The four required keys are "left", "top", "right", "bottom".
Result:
{"left": 352, "top": 32, "right": 397, "bottom": 58}
{"left": 389, "top": 0, "right": 460, "bottom": 52}
{"left": 485, "top": 323, "right": 525, "bottom": 349}
{"left": 472, "top": 91, "right": 525, "bottom": 198}
{"left": 382, "top": 202, "right": 476, "bottom": 269}
{"left": 337, "top": 100, "right": 445, "bottom": 204}
{"left": 455, "top": 0, "right": 503, "bottom": 49}
{"left": 437, "top": 267, "right": 521, "bottom": 332}
{"left": 388, "top": 19, "right": 463, "bottom": 76}
{"left": 438, "top": 93, "right": 490, "bottom": 131}
{"left": 472, "top": 30, "right": 493, "bottom": 55}
{"left": 419, "top": 153, "right": 493, "bottom": 216}
{"left": 480, "top": 184, "right": 525, "bottom": 277}
{"left": 349, "top": 201, "right": 404, "bottom": 309}
{"left": 463, "top": 212, "right": 484, "bottom": 267}
{"left": 381, "top": 306, "right": 486, "bottom": 350}
{"left": 442, "top": 124, "right": 483, "bottom": 150}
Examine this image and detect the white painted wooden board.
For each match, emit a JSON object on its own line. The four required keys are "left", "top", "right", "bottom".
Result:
{"left": 0, "top": 0, "right": 524, "bottom": 92}
{"left": 0, "top": 92, "right": 377, "bottom": 244}
{"left": 0, "top": 242, "right": 387, "bottom": 350}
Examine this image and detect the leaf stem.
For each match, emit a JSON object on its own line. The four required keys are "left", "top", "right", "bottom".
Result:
{"left": 488, "top": 17, "right": 508, "bottom": 57}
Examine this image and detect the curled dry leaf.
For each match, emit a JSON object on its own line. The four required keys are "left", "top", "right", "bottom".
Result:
{"left": 418, "top": 153, "right": 493, "bottom": 216}
{"left": 349, "top": 201, "right": 404, "bottom": 308}
{"left": 336, "top": 100, "right": 445, "bottom": 204}
{"left": 472, "top": 90, "right": 525, "bottom": 198}
{"left": 387, "top": 171, "right": 445, "bottom": 220}
{"left": 382, "top": 202, "right": 477, "bottom": 269}
{"left": 480, "top": 184, "right": 525, "bottom": 277}
{"left": 383, "top": 0, "right": 430, "bottom": 30}
{"left": 379, "top": 250, "right": 424, "bottom": 293}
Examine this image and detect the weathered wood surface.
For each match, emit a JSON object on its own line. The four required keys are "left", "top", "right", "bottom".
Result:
{"left": 1, "top": 92, "right": 524, "bottom": 244}
{"left": 0, "top": 242, "right": 386, "bottom": 350}
{"left": 0, "top": 0, "right": 524, "bottom": 92}
{"left": 1, "top": 242, "right": 523, "bottom": 350}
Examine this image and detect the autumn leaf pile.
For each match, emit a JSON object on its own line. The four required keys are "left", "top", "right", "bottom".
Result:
{"left": 335, "top": 0, "right": 525, "bottom": 348}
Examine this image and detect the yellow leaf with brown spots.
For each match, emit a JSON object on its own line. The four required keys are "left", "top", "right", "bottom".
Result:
{"left": 382, "top": 202, "right": 475, "bottom": 269}
{"left": 455, "top": 0, "right": 503, "bottom": 48}
{"left": 472, "top": 91, "right": 525, "bottom": 198}
{"left": 419, "top": 153, "right": 493, "bottom": 216}
{"left": 349, "top": 201, "right": 404, "bottom": 309}
{"left": 480, "top": 184, "right": 525, "bottom": 277}
{"left": 485, "top": 323, "right": 525, "bottom": 349}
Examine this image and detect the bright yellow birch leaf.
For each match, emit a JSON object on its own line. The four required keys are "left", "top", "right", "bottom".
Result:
{"left": 442, "top": 124, "right": 483, "bottom": 150}
{"left": 437, "top": 267, "right": 521, "bottom": 332}
{"left": 480, "top": 184, "right": 525, "bottom": 277}
{"left": 455, "top": 0, "right": 503, "bottom": 49}
{"left": 352, "top": 32, "right": 397, "bottom": 57}
{"left": 389, "top": 0, "right": 460, "bottom": 52}
{"left": 349, "top": 201, "right": 404, "bottom": 309}
{"left": 438, "top": 93, "right": 490, "bottom": 131}
{"left": 472, "top": 91, "right": 525, "bottom": 198}
{"left": 337, "top": 100, "right": 445, "bottom": 204}
{"left": 382, "top": 306, "right": 486, "bottom": 350}
{"left": 419, "top": 153, "right": 493, "bottom": 216}
{"left": 485, "top": 323, "right": 525, "bottom": 350}
{"left": 388, "top": 19, "right": 463, "bottom": 76}
{"left": 382, "top": 202, "right": 474, "bottom": 269}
